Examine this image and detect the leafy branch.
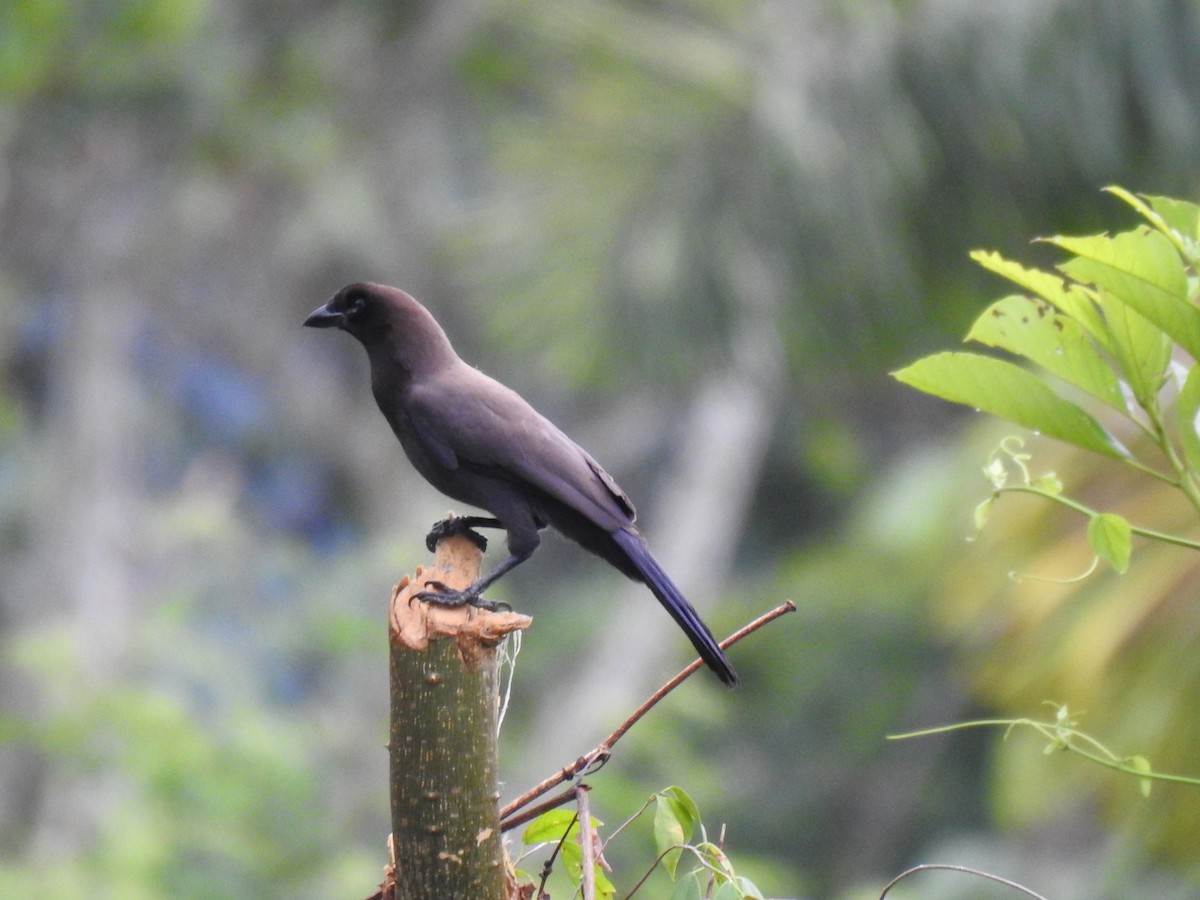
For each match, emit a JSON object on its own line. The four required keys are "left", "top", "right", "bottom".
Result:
{"left": 895, "top": 187, "right": 1200, "bottom": 570}
{"left": 504, "top": 603, "right": 796, "bottom": 899}
{"left": 514, "top": 785, "right": 766, "bottom": 900}
{"left": 889, "top": 703, "right": 1200, "bottom": 797}
{"left": 975, "top": 437, "right": 1200, "bottom": 576}
{"left": 892, "top": 187, "right": 1200, "bottom": 807}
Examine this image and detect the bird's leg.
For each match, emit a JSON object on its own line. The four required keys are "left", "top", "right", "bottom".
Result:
{"left": 416, "top": 550, "right": 528, "bottom": 611}
{"left": 417, "top": 528, "right": 538, "bottom": 611}
{"left": 424, "top": 515, "right": 505, "bottom": 553}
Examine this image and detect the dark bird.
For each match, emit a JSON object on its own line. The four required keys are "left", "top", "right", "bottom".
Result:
{"left": 304, "top": 283, "right": 738, "bottom": 685}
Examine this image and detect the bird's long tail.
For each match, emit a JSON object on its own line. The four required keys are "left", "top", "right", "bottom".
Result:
{"left": 612, "top": 528, "right": 739, "bottom": 686}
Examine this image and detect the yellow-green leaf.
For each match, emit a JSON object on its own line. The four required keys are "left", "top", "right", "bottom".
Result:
{"left": 1144, "top": 195, "right": 1200, "bottom": 241}
{"left": 1087, "top": 512, "right": 1132, "bottom": 574}
{"left": 1175, "top": 365, "right": 1200, "bottom": 478}
{"left": 522, "top": 808, "right": 578, "bottom": 845}
{"left": 893, "top": 352, "right": 1129, "bottom": 459}
{"left": 971, "top": 250, "right": 1113, "bottom": 354}
{"left": 654, "top": 787, "right": 698, "bottom": 878}
{"left": 1095, "top": 288, "right": 1172, "bottom": 407}
{"left": 973, "top": 496, "right": 994, "bottom": 531}
{"left": 1052, "top": 228, "right": 1199, "bottom": 363}
{"left": 1106, "top": 186, "right": 1200, "bottom": 263}
{"left": 1031, "top": 472, "right": 1063, "bottom": 494}
{"left": 967, "top": 294, "right": 1126, "bottom": 410}
{"left": 1127, "top": 755, "right": 1154, "bottom": 798}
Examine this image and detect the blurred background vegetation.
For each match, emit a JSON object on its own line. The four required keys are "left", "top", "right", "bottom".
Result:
{"left": 1, "top": 0, "right": 1199, "bottom": 897}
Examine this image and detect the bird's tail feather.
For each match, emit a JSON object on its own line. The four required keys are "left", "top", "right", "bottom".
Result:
{"left": 612, "top": 528, "right": 739, "bottom": 686}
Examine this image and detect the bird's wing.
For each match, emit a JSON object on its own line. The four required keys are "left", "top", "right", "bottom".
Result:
{"left": 406, "top": 367, "right": 636, "bottom": 529}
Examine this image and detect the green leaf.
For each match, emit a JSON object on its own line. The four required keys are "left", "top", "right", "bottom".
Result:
{"left": 1095, "top": 289, "right": 1172, "bottom": 407}
{"left": 973, "top": 496, "right": 994, "bottom": 531}
{"left": 595, "top": 867, "right": 616, "bottom": 898}
{"left": 1104, "top": 186, "right": 1161, "bottom": 223}
{"left": 1107, "top": 186, "right": 1200, "bottom": 256}
{"left": 971, "top": 250, "right": 1113, "bottom": 354}
{"left": 967, "top": 294, "right": 1126, "bottom": 410}
{"left": 1105, "top": 187, "right": 1194, "bottom": 243}
{"left": 714, "top": 882, "right": 747, "bottom": 900}
{"left": 1087, "top": 513, "right": 1132, "bottom": 573}
{"left": 696, "top": 841, "right": 735, "bottom": 880}
{"left": 1051, "top": 228, "right": 1199, "bottom": 363}
{"left": 1030, "top": 472, "right": 1063, "bottom": 494}
{"left": 669, "top": 874, "right": 704, "bottom": 900}
{"left": 712, "top": 877, "right": 766, "bottom": 900}
{"left": 735, "top": 876, "right": 766, "bottom": 899}
{"left": 1127, "top": 755, "right": 1154, "bottom": 798}
{"left": 560, "top": 838, "right": 583, "bottom": 880}
{"left": 522, "top": 808, "right": 578, "bottom": 845}
{"left": 1144, "top": 196, "right": 1200, "bottom": 242}
{"left": 663, "top": 786, "right": 699, "bottom": 834}
{"left": 892, "top": 352, "right": 1129, "bottom": 459}
{"left": 654, "top": 787, "right": 698, "bottom": 878}
{"left": 1145, "top": 196, "right": 1200, "bottom": 272}
{"left": 1176, "top": 365, "right": 1200, "bottom": 477}
{"left": 559, "top": 833, "right": 615, "bottom": 896}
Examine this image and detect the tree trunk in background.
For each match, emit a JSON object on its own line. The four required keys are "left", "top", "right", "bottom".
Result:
{"left": 11, "top": 122, "right": 154, "bottom": 858}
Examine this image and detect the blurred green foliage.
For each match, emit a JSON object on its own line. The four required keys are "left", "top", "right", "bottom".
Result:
{"left": 936, "top": 430, "right": 1200, "bottom": 872}
{"left": 1, "top": 1, "right": 1200, "bottom": 898}
{"left": 1, "top": 627, "right": 372, "bottom": 898}
{"left": 0, "top": 0, "right": 208, "bottom": 101}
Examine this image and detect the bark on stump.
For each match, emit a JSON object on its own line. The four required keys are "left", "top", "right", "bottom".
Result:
{"left": 385, "top": 527, "right": 531, "bottom": 900}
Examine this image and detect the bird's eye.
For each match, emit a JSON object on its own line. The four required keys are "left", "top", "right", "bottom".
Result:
{"left": 347, "top": 297, "right": 366, "bottom": 318}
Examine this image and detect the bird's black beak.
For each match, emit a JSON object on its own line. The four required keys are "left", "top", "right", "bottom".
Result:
{"left": 304, "top": 303, "right": 343, "bottom": 329}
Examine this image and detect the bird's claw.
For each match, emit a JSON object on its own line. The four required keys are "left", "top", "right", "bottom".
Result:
{"left": 478, "top": 598, "right": 513, "bottom": 612}
{"left": 425, "top": 517, "right": 489, "bottom": 553}
{"left": 417, "top": 580, "right": 511, "bottom": 612}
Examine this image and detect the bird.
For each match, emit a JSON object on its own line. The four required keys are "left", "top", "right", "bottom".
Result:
{"left": 304, "top": 282, "right": 738, "bottom": 685}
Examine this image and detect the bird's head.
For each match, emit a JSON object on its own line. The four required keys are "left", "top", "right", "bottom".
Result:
{"left": 303, "top": 282, "right": 387, "bottom": 342}
{"left": 304, "top": 282, "right": 458, "bottom": 374}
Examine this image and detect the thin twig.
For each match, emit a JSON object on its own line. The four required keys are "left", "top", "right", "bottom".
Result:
{"left": 576, "top": 785, "right": 596, "bottom": 900}
{"left": 622, "top": 845, "right": 683, "bottom": 899}
{"left": 502, "top": 785, "right": 586, "bottom": 835}
{"left": 536, "top": 810, "right": 580, "bottom": 899}
{"left": 1003, "top": 485, "right": 1200, "bottom": 551}
{"left": 502, "top": 760, "right": 608, "bottom": 834}
{"left": 597, "top": 795, "right": 657, "bottom": 855}
{"left": 878, "top": 863, "right": 1049, "bottom": 900}
{"left": 500, "top": 600, "right": 796, "bottom": 830}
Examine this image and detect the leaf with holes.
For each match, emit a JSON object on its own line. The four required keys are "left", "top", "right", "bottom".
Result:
{"left": 1052, "top": 228, "right": 1198, "bottom": 364}
{"left": 968, "top": 294, "right": 1125, "bottom": 410}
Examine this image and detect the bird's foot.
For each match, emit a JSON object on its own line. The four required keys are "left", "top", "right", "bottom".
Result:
{"left": 416, "top": 580, "right": 513, "bottom": 613}
{"left": 424, "top": 517, "right": 494, "bottom": 553}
